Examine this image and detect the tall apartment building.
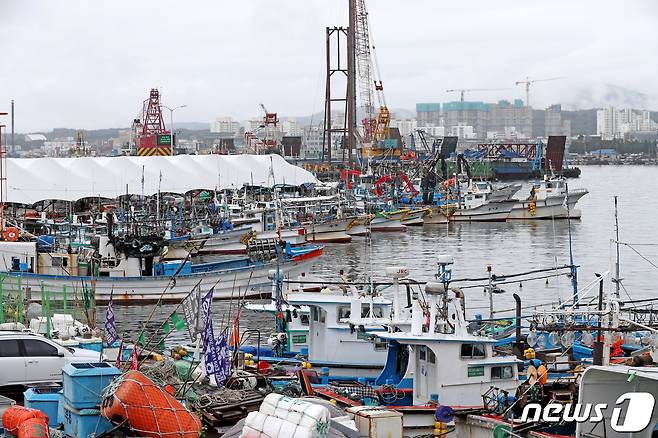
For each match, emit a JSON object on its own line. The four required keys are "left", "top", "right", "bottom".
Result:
{"left": 597, "top": 106, "right": 658, "bottom": 140}
{"left": 545, "top": 105, "right": 571, "bottom": 137}
{"left": 442, "top": 101, "right": 490, "bottom": 138}
{"left": 488, "top": 99, "right": 532, "bottom": 138}
{"left": 416, "top": 103, "right": 441, "bottom": 126}
{"left": 210, "top": 117, "right": 241, "bottom": 135}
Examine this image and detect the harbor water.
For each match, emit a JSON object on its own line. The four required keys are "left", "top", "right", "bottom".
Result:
{"left": 104, "top": 165, "right": 658, "bottom": 345}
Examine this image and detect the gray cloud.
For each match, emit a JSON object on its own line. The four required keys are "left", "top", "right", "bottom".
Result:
{"left": 1, "top": 0, "right": 657, "bottom": 132}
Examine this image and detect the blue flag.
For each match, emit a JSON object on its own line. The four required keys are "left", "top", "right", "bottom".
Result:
{"left": 105, "top": 290, "right": 119, "bottom": 346}
{"left": 200, "top": 288, "right": 229, "bottom": 386}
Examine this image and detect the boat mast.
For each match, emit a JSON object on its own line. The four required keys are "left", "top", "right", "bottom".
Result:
{"left": 614, "top": 196, "right": 620, "bottom": 298}
{"left": 565, "top": 182, "right": 578, "bottom": 304}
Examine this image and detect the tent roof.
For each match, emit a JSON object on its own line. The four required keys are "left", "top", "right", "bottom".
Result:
{"left": 6, "top": 154, "right": 318, "bottom": 204}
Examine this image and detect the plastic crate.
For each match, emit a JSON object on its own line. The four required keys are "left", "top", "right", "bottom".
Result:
{"left": 74, "top": 336, "right": 104, "bottom": 352}
{"left": 62, "top": 363, "right": 121, "bottom": 409}
{"left": 62, "top": 403, "right": 113, "bottom": 438}
{"left": 24, "top": 386, "right": 62, "bottom": 427}
{"left": 0, "top": 395, "right": 16, "bottom": 418}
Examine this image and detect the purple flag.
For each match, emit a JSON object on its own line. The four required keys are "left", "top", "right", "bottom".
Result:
{"left": 200, "top": 288, "right": 229, "bottom": 386}
{"left": 201, "top": 288, "right": 214, "bottom": 352}
{"left": 105, "top": 290, "right": 119, "bottom": 345}
{"left": 213, "top": 334, "right": 231, "bottom": 387}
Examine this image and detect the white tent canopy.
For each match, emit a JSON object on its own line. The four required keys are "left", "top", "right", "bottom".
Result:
{"left": 5, "top": 154, "right": 318, "bottom": 204}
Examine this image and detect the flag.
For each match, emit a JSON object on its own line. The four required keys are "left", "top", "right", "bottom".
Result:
{"left": 213, "top": 334, "right": 231, "bottom": 387}
{"left": 171, "top": 312, "right": 186, "bottom": 331}
{"left": 164, "top": 320, "right": 172, "bottom": 334}
{"left": 139, "top": 332, "right": 146, "bottom": 346}
{"left": 181, "top": 285, "right": 201, "bottom": 339}
{"left": 105, "top": 290, "right": 119, "bottom": 346}
{"left": 130, "top": 347, "right": 139, "bottom": 370}
{"left": 115, "top": 340, "right": 123, "bottom": 368}
{"left": 201, "top": 288, "right": 215, "bottom": 352}
{"left": 200, "top": 287, "right": 229, "bottom": 386}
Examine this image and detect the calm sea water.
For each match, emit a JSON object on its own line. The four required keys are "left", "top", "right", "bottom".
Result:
{"left": 104, "top": 165, "right": 658, "bottom": 346}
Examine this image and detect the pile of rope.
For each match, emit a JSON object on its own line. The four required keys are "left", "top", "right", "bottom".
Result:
{"left": 193, "top": 387, "right": 252, "bottom": 409}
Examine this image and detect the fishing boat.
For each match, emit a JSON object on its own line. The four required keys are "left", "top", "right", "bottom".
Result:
{"left": 369, "top": 209, "right": 408, "bottom": 232}
{"left": 287, "top": 292, "right": 393, "bottom": 379}
{"left": 400, "top": 208, "right": 430, "bottom": 226}
{"left": 346, "top": 215, "right": 372, "bottom": 237}
{"left": 303, "top": 217, "right": 353, "bottom": 243}
{"left": 0, "top": 236, "right": 323, "bottom": 304}
{"left": 508, "top": 176, "right": 588, "bottom": 220}
{"left": 450, "top": 181, "right": 517, "bottom": 222}
{"left": 422, "top": 205, "right": 454, "bottom": 225}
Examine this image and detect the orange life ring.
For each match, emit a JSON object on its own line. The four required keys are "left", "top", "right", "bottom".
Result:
{"left": 3, "top": 227, "right": 19, "bottom": 242}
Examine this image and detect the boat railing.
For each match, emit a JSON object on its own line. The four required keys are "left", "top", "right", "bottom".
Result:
{"left": 567, "top": 188, "right": 589, "bottom": 196}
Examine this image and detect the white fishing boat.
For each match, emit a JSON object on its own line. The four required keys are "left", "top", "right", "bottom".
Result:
{"left": 508, "top": 177, "right": 588, "bottom": 220}
{"left": 0, "top": 238, "right": 323, "bottom": 304}
{"left": 346, "top": 214, "right": 372, "bottom": 237}
{"left": 422, "top": 205, "right": 454, "bottom": 225}
{"left": 369, "top": 209, "right": 408, "bottom": 232}
{"left": 451, "top": 181, "right": 516, "bottom": 222}
{"left": 287, "top": 291, "right": 393, "bottom": 378}
{"left": 401, "top": 208, "right": 430, "bottom": 226}
{"left": 303, "top": 217, "right": 353, "bottom": 243}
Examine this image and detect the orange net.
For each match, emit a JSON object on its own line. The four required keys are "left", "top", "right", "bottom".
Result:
{"left": 101, "top": 370, "right": 201, "bottom": 438}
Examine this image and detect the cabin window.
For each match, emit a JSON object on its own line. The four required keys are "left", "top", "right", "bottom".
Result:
{"left": 419, "top": 346, "right": 426, "bottom": 361}
{"left": 475, "top": 194, "right": 484, "bottom": 199}
{"left": 492, "top": 365, "right": 514, "bottom": 379}
{"left": 52, "top": 257, "right": 63, "bottom": 267}
{"left": 300, "top": 314, "right": 310, "bottom": 326}
{"left": 292, "top": 334, "right": 307, "bottom": 344}
{"left": 361, "top": 305, "right": 383, "bottom": 318}
{"left": 319, "top": 309, "right": 326, "bottom": 324}
{"left": 62, "top": 258, "right": 68, "bottom": 267}
{"left": 460, "top": 343, "right": 486, "bottom": 358}
{"left": 312, "top": 307, "right": 318, "bottom": 322}
{"left": 427, "top": 347, "right": 436, "bottom": 364}
{"left": 337, "top": 306, "right": 351, "bottom": 321}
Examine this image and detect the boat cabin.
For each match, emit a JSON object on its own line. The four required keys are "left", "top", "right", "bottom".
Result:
{"left": 287, "top": 292, "right": 393, "bottom": 373}
{"left": 375, "top": 283, "right": 520, "bottom": 407}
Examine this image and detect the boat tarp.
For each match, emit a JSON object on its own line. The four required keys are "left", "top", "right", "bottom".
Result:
{"left": 6, "top": 154, "right": 318, "bottom": 204}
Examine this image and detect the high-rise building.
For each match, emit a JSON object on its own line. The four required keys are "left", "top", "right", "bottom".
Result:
{"left": 416, "top": 103, "right": 441, "bottom": 126}
{"left": 488, "top": 99, "right": 532, "bottom": 138}
{"left": 596, "top": 106, "right": 658, "bottom": 140}
{"left": 390, "top": 119, "right": 417, "bottom": 137}
{"left": 210, "top": 117, "right": 241, "bottom": 135}
{"left": 545, "top": 105, "right": 570, "bottom": 137}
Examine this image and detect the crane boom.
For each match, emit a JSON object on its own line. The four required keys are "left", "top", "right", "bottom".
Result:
{"left": 514, "top": 77, "right": 565, "bottom": 107}
{"left": 446, "top": 88, "right": 510, "bottom": 103}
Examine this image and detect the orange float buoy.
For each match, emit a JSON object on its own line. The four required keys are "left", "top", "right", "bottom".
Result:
{"left": 101, "top": 370, "right": 201, "bottom": 438}
{"left": 2, "top": 406, "right": 48, "bottom": 436}
{"left": 3, "top": 227, "right": 20, "bottom": 242}
{"left": 17, "top": 417, "right": 49, "bottom": 438}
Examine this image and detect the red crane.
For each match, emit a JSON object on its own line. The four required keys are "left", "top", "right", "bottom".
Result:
{"left": 134, "top": 89, "right": 172, "bottom": 156}
{"left": 373, "top": 173, "right": 418, "bottom": 197}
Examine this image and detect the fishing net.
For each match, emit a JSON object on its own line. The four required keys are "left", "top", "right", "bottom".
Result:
{"left": 100, "top": 370, "right": 201, "bottom": 438}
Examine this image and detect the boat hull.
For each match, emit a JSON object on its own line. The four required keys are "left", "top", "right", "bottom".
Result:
{"left": 401, "top": 209, "right": 429, "bottom": 226}
{"left": 304, "top": 218, "right": 353, "bottom": 243}
{"left": 0, "top": 258, "right": 316, "bottom": 304}
{"left": 370, "top": 211, "right": 407, "bottom": 232}
{"left": 450, "top": 200, "right": 516, "bottom": 222}
{"left": 508, "top": 190, "right": 588, "bottom": 220}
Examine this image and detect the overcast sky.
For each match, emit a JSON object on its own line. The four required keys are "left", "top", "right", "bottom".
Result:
{"left": 2, "top": 0, "right": 657, "bottom": 132}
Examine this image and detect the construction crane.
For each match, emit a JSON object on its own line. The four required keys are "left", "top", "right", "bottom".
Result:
{"left": 354, "top": 0, "right": 390, "bottom": 153}
{"left": 445, "top": 88, "right": 510, "bottom": 103}
{"left": 515, "top": 77, "right": 565, "bottom": 107}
